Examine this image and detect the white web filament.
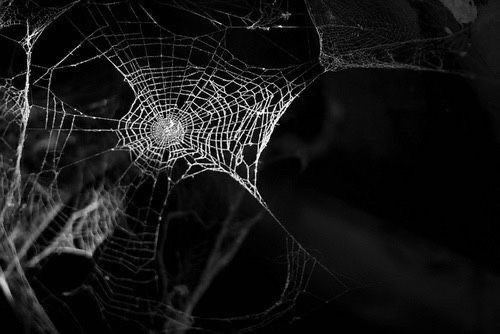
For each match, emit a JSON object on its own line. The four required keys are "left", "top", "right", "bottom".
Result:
{"left": 78, "top": 2, "right": 312, "bottom": 199}
{"left": 63, "top": 3, "right": 320, "bottom": 329}
{"left": 117, "top": 101, "right": 194, "bottom": 174}
{"left": 0, "top": 1, "right": 337, "bottom": 332}
{"left": 305, "top": 0, "right": 476, "bottom": 72}
{"left": 150, "top": 114, "right": 185, "bottom": 147}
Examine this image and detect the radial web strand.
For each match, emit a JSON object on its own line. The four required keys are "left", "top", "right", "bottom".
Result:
{"left": 0, "top": 1, "right": 380, "bottom": 332}
{"left": 75, "top": 2, "right": 316, "bottom": 202}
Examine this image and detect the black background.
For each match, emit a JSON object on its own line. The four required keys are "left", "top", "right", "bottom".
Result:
{"left": 2, "top": 1, "right": 500, "bottom": 333}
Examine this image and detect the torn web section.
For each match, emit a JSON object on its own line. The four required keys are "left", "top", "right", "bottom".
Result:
{"left": 77, "top": 1, "right": 314, "bottom": 201}
{"left": 305, "top": 0, "right": 478, "bottom": 72}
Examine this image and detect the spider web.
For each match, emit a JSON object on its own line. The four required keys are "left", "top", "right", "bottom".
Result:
{"left": 0, "top": 2, "right": 83, "bottom": 332}
{"left": 0, "top": 80, "right": 23, "bottom": 152}
{"left": 2, "top": 0, "right": 481, "bottom": 332}
{"left": 63, "top": 2, "right": 325, "bottom": 330}
{"left": 72, "top": 2, "right": 318, "bottom": 201}
{"left": 166, "top": 0, "right": 293, "bottom": 30}
{"left": 305, "top": 0, "right": 477, "bottom": 72}
{"left": 0, "top": 1, "right": 330, "bottom": 332}
{"left": 0, "top": 0, "right": 75, "bottom": 45}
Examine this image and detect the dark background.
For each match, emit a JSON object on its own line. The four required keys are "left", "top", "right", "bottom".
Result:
{"left": 2, "top": 1, "right": 500, "bottom": 333}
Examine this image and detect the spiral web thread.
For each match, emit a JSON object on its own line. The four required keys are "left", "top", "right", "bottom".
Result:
{"left": 78, "top": 2, "right": 316, "bottom": 202}
{"left": 66, "top": 2, "right": 321, "bottom": 329}
{"left": 0, "top": 1, "right": 328, "bottom": 331}
{"left": 1, "top": 0, "right": 480, "bottom": 331}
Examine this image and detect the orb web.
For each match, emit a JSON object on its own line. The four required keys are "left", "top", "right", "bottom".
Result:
{"left": 2, "top": 0, "right": 483, "bottom": 332}
{"left": 0, "top": 0, "right": 327, "bottom": 332}
{"left": 63, "top": 3, "right": 324, "bottom": 329}
{"left": 77, "top": 1, "right": 315, "bottom": 200}
{"left": 0, "top": 0, "right": 438, "bottom": 332}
